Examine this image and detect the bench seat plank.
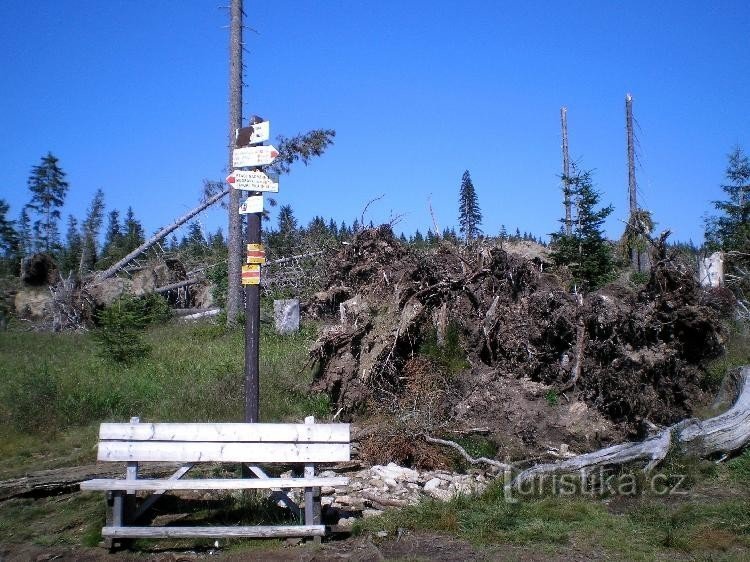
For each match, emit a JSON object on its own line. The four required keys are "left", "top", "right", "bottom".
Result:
{"left": 101, "top": 525, "right": 326, "bottom": 538}
{"left": 100, "top": 422, "right": 349, "bottom": 443}
{"left": 81, "top": 477, "right": 348, "bottom": 491}
{"left": 98, "top": 441, "right": 350, "bottom": 463}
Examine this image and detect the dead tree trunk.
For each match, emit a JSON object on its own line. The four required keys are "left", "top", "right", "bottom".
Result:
{"left": 626, "top": 93, "right": 640, "bottom": 271}
{"left": 512, "top": 366, "right": 750, "bottom": 489}
{"left": 226, "top": 0, "right": 244, "bottom": 325}
{"left": 561, "top": 107, "right": 572, "bottom": 235}
{"left": 95, "top": 188, "right": 228, "bottom": 281}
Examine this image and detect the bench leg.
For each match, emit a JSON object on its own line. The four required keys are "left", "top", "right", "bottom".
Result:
{"left": 304, "top": 463, "right": 322, "bottom": 544}
{"left": 104, "top": 490, "right": 128, "bottom": 551}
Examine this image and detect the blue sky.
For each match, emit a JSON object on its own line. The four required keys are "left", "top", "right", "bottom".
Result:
{"left": 1, "top": 1, "right": 748, "bottom": 245}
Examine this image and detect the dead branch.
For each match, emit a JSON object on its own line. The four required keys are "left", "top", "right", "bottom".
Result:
{"left": 425, "top": 435, "right": 511, "bottom": 470}
{"left": 359, "top": 194, "right": 385, "bottom": 229}
{"left": 513, "top": 366, "right": 750, "bottom": 488}
{"left": 96, "top": 187, "right": 229, "bottom": 281}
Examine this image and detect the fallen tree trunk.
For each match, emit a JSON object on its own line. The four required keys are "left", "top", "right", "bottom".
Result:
{"left": 96, "top": 188, "right": 229, "bottom": 281}
{"left": 512, "top": 366, "right": 750, "bottom": 488}
{"left": 155, "top": 277, "right": 203, "bottom": 294}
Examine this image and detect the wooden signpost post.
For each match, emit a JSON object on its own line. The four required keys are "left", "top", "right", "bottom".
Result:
{"left": 229, "top": 117, "right": 277, "bottom": 423}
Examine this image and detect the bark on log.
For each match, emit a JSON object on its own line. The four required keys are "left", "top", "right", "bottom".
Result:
{"left": 95, "top": 188, "right": 229, "bottom": 281}
{"left": 513, "top": 366, "right": 750, "bottom": 489}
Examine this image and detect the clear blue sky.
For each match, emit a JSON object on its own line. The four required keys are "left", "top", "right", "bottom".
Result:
{"left": 1, "top": 1, "right": 748, "bottom": 245}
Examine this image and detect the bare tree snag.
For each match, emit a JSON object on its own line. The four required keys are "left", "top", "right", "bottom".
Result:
{"left": 226, "top": 0, "right": 244, "bottom": 325}
{"left": 561, "top": 107, "right": 572, "bottom": 235}
{"left": 95, "top": 188, "right": 229, "bottom": 281}
{"left": 512, "top": 366, "right": 750, "bottom": 489}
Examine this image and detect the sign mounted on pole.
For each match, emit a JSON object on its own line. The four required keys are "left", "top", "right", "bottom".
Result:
{"left": 226, "top": 170, "right": 279, "bottom": 193}
{"left": 239, "top": 195, "right": 264, "bottom": 214}
{"left": 241, "top": 264, "right": 261, "bottom": 285}
{"left": 235, "top": 121, "right": 270, "bottom": 147}
{"left": 232, "top": 145, "right": 279, "bottom": 168}
{"left": 246, "top": 243, "right": 266, "bottom": 264}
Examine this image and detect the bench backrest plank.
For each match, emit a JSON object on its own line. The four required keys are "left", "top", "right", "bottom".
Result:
{"left": 97, "top": 422, "right": 351, "bottom": 463}
{"left": 99, "top": 422, "right": 349, "bottom": 443}
{"left": 98, "top": 441, "right": 350, "bottom": 463}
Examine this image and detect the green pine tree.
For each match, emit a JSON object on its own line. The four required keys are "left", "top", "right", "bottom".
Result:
{"left": 60, "top": 215, "right": 82, "bottom": 275}
{"left": 0, "top": 200, "right": 20, "bottom": 276}
{"left": 26, "top": 152, "right": 69, "bottom": 254}
{"left": 458, "top": 170, "right": 482, "bottom": 240}
{"left": 706, "top": 146, "right": 750, "bottom": 256}
{"left": 550, "top": 167, "right": 614, "bottom": 290}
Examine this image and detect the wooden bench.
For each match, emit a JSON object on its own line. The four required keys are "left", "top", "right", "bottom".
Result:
{"left": 80, "top": 416, "right": 350, "bottom": 542}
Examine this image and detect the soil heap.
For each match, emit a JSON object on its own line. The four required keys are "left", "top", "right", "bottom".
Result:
{"left": 308, "top": 227, "right": 725, "bottom": 464}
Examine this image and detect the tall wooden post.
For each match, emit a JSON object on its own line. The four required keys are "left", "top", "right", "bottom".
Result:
{"left": 227, "top": 0, "right": 244, "bottom": 325}
{"left": 625, "top": 93, "right": 639, "bottom": 270}
{"left": 561, "top": 107, "right": 572, "bottom": 235}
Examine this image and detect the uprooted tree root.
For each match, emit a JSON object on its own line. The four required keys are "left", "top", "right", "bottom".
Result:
{"left": 308, "top": 227, "right": 728, "bottom": 460}
{"left": 511, "top": 366, "right": 750, "bottom": 487}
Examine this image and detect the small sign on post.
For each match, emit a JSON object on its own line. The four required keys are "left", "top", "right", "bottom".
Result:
{"left": 239, "top": 195, "right": 264, "bottom": 214}
{"left": 246, "top": 243, "right": 266, "bottom": 264}
{"left": 226, "top": 170, "right": 279, "bottom": 193}
{"left": 241, "top": 264, "right": 261, "bottom": 285}
{"left": 235, "top": 120, "right": 270, "bottom": 147}
{"left": 233, "top": 145, "right": 279, "bottom": 168}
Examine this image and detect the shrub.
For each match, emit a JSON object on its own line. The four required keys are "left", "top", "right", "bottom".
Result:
{"left": 92, "top": 295, "right": 166, "bottom": 364}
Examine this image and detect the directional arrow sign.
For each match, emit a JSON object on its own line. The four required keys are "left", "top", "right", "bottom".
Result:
{"left": 226, "top": 170, "right": 279, "bottom": 192}
{"left": 233, "top": 145, "right": 279, "bottom": 168}
{"left": 235, "top": 121, "right": 270, "bottom": 147}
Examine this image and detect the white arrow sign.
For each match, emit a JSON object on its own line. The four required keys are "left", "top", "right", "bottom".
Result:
{"left": 232, "top": 145, "right": 279, "bottom": 168}
{"left": 226, "top": 170, "right": 279, "bottom": 192}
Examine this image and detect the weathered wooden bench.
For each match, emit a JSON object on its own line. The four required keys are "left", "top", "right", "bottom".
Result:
{"left": 80, "top": 416, "right": 350, "bottom": 542}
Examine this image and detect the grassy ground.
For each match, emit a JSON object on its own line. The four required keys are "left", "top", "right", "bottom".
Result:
{"left": 0, "top": 319, "right": 328, "bottom": 478}
{"left": 1, "top": 317, "right": 749, "bottom": 560}
{"left": 357, "top": 451, "right": 750, "bottom": 560}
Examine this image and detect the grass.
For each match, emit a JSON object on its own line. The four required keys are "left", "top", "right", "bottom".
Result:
{"left": 2, "top": 315, "right": 750, "bottom": 558}
{"left": 0, "top": 318, "right": 329, "bottom": 478}
{"left": 356, "top": 472, "right": 750, "bottom": 560}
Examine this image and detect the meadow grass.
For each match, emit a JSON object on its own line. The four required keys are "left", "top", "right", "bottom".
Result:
{"left": 0, "top": 318, "right": 328, "bottom": 477}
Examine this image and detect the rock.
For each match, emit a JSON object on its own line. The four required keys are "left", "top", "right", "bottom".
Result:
{"left": 321, "top": 486, "right": 336, "bottom": 495}
{"left": 336, "top": 516, "right": 356, "bottom": 529}
{"left": 362, "top": 509, "right": 384, "bottom": 518}
{"left": 376, "top": 531, "right": 388, "bottom": 538}
{"left": 14, "top": 288, "right": 53, "bottom": 319}
{"left": 87, "top": 277, "right": 131, "bottom": 307}
{"left": 423, "top": 477, "right": 442, "bottom": 491}
{"left": 371, "top": 462, "right": 419, "bottom": 483}
{"left": 131, "top": 268, "right": 157, "bottom": 296}
{"left": 425, "top": 487, "right": 453, "bottom": 502}
{"left": 274, "top": 299, "right": 300, "bottom": 335}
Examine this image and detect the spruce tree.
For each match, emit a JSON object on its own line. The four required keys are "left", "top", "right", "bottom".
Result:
{"left": 26, "top": 152, "right": 69, "bottom": 253}
{"left": 60, "top": 215, "right": 82, "bottom": 275}
{"left": 458, "top": 170, "right": 482, "bottom": 240}
{"left": 122, "top": 207, "right": 145, "bottom": 254}
{"left": 550, "top": 167, "right": 614, "bottom": 290}
{"left": 706, "top": 146, "right": 750, "bottom": 256}
{"left": 79, "top": 189, "right": 105, "bottom": 274}
{"left": 0, "top": 200, "right": 20, "bottom": 275}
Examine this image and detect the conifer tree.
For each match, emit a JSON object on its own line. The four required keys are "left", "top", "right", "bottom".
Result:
{"left": 121, "top": 207, "right": 145, "bottom": 255}
{"left": 0, "top": 200, "right": 20, "bottom": 275}
{"left": 60, "top": 215, "right": 82, "bottom": 275}
{"left": 550, "top": 166, "right": 614, "bottom": 290}
{"left": 458, "top": 170, "right": 482, "bottom": 240}
{"left": 79, "top": 189, "right": 105, "bottom": 274}
{"left": 706, "top": 146, "right": 750, "bottom": 257}
{"left": 26, "top": 152, "right": 69, "bottom": 253}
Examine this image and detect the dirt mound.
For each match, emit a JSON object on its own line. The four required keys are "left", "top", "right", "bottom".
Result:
{"left": 309, "top": 227, "right": 724, "bottom": 459}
